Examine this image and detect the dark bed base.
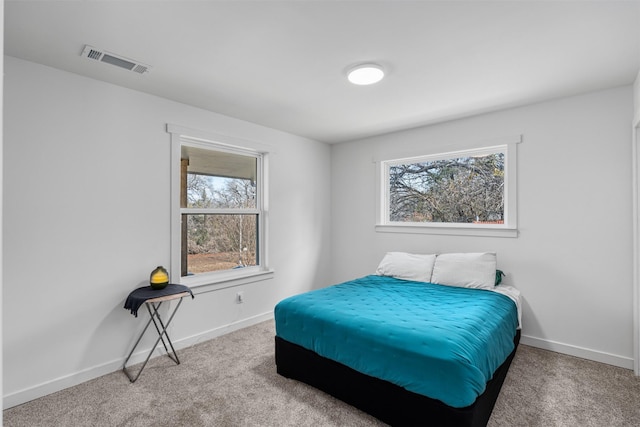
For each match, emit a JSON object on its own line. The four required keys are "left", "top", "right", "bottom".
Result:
{"left": 275, "top": 330, "right": 520, "bottom": 427}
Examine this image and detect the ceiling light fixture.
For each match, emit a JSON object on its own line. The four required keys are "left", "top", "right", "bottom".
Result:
{"left": 347, "top": 63, "right": 385, "bottom": 85}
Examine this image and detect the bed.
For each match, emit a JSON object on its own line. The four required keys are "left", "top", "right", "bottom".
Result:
{"left": 274, "top": 252, "right": 521, "bottom": 427}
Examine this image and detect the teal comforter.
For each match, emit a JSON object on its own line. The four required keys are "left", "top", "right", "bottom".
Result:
{"left": 274, "top": 275, "right": 518, "bottom": 408}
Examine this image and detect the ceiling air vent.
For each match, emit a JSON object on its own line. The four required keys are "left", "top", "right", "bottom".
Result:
{"left": 81, "top": 45, "right": 151, "bottom": 74}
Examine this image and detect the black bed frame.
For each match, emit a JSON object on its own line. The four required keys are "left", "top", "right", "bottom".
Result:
{"left": 275, "top": 330, "right": 520, "bottom": 427}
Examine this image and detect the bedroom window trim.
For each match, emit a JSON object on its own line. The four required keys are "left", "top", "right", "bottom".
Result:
{"left": 375, "top": 135, "right": 521, "bottom": 238}
{"left": 168, "top": 124, "right": 273, "bottom": 289}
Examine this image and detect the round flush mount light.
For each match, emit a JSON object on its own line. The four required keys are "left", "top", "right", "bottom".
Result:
{"left": 347, "top": 63, "right": 385, "bottom": 85}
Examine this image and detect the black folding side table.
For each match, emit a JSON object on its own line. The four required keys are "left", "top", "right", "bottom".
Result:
{"left": 122, "top": 284, "right": 193, "bottom": 383}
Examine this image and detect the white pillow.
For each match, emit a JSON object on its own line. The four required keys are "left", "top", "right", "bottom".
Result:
{"left": 431, "top": 252, "right": 497, "bottom": 290}
{"left": 375, "top": 252, "right": 437, "bottom": 282}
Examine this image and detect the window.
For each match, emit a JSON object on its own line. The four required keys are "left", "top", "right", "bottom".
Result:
{"left": 169, "top": 125, "right": 271, "bottom": 287}
{"left": 377, "top": 136, "right": 520, "bottom": 237}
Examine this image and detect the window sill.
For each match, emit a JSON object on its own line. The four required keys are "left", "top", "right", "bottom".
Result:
{"left": 178, "top": 268, "right": 275, "bottom": 293}
{"left": 375, "top": 224, "right": 518, "bottom": 238}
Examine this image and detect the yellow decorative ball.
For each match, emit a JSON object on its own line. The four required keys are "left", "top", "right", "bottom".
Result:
{"left": 150, "top": 266, "right": 169, "bottom": 290}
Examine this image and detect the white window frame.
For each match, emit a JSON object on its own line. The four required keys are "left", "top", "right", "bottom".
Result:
{"left": 375, "top": 135, "right": 521, "bottom": 238}
{"left": 168, "top": 124, "right": 273, "bottom": 290}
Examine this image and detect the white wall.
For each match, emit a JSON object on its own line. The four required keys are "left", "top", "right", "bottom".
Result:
{"left": 634, "top": 69, "right": 640, "bottom": 121}
{"left": 331, "top": 86, "right": 635, "bottom": 368}
{"left": 2, "top": 56, "right": 331, "bottom": 407}
{"left": 1, "top": 0, "right": 5, "bottom": 417}
{"left": 632, "top": 69, "right": 640, "bottom": 374}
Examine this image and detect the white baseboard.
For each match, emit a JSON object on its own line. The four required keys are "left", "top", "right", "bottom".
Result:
{"left": 172, "top": 311, "right": 274, "bottom": 350}
{"left": 5, "top": 319, "right": 632, "bottom": 410}
{"left": 520, "top": 334, "right": 634, "bottom": 370}
{"left": 3, "top": 356, "right": 127, "bottom": 410}
{"left": 3, "top": 312, "right": 274, "bottom": 410}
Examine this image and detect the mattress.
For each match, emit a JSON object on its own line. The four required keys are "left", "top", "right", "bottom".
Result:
{"left": 274, "top": 275, "right": 519, "bottom": 408}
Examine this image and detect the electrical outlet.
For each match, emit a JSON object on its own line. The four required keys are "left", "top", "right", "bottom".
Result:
{"left": 236, "top": 292, "right": 244, "bottom": 304}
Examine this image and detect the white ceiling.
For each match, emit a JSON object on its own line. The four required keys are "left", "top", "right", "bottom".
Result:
{"left": 5, "top": 1, "right": 640, "bottom": 144}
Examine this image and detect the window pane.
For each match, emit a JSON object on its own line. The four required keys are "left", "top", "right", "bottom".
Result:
{"left": 187, "top": 174, "right": 256, "bottom": 209}
{"left": 389, "top": 152, "right": 504, "bottom": 224}
{"left": 183, "top": 214, "right": 258, "bottom": 276}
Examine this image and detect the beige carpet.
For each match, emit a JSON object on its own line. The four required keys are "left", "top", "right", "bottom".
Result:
{"left": 4, "top": 320, "right": 640, "bottom": 426}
